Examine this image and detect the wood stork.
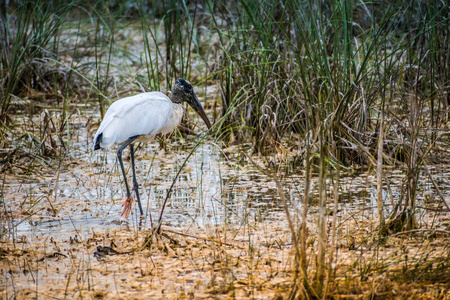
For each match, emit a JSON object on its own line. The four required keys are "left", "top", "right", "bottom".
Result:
{"left": 93, "top": 78, "right": 211, "bottom": 218}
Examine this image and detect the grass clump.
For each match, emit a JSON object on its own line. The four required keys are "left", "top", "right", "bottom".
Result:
{"left": 0, "top": 0, "right": 77, "bottom": 122}
{"left": 211, "top": 0, "right": 449, "bottom": 163}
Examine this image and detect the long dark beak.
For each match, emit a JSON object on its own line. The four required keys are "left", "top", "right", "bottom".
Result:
{"left": 188, "top": 93, "right": 212, "bottom": 129}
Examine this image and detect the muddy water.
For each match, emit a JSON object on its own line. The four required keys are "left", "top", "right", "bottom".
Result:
{"left": 3, "top": 108, "right": 449, "bottom": 299}
{"left": 10, "top": 114, "right": 286, "bottom": 242}
{"left": 11, "top": 119, "right": 449, "bottom": 244}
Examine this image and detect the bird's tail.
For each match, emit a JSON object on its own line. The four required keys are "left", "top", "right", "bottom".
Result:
{"left": 94, "top": 133, "right": 103, "bottom": 150}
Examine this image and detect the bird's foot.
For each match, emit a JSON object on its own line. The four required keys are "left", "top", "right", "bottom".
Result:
{"left": 121, "top": 196, "right": 134, "bottom": 218}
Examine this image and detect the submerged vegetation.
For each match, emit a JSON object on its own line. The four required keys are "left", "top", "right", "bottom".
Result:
{"left": 1, "top": 0, "right": 449, "bottom": 298}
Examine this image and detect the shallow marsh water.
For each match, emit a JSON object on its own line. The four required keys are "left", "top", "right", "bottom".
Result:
{"left": 2, "top": 106, "right": 449, "bottom": 298}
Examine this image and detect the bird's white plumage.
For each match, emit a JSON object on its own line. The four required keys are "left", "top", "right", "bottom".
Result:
{"left": 94, "top": 92, "right": 184, "bottom": 149}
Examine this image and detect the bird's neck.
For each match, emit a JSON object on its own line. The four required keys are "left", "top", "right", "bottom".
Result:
{"left": 171, "top": 87, "right": 184, "bottom": 104}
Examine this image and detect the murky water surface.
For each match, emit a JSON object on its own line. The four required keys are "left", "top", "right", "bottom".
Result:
{"left": 8, "top": 110, "right": 449, "bottom": 244}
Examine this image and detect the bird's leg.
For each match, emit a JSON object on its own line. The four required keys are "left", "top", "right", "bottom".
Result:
{"left": 117, "top": 143, "right": 132, "bottom": 200}
{"left": 117, "top": 136, "right": 139, "bottom": 218}
{"left": 130, "top": 143, "right": 144, "bottom": 216}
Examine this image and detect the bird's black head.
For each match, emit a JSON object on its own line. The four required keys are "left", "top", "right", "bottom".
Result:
{"left": 175, "top": 78, "right": 193, "bottom": 92}
{"left": 171, "top": 78, "right": 212, "bottom": 129}
{"left": 172, "top": 78, "right": 193, "bottom": 104}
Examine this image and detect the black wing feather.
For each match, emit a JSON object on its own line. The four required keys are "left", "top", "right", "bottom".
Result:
{"left": 94, "top": 132, "right": 103, "bottom": 150}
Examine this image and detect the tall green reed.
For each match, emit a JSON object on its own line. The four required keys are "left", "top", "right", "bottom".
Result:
{"left": 210, "top": 0, "right": 448, "bottom": 160}
{"left": 0, "top": 0, "right": 76, "bottom": 123}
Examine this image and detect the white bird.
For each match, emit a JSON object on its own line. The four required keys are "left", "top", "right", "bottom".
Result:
{"left": 94, "top": 79, "right": 212, "bottom": 218}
